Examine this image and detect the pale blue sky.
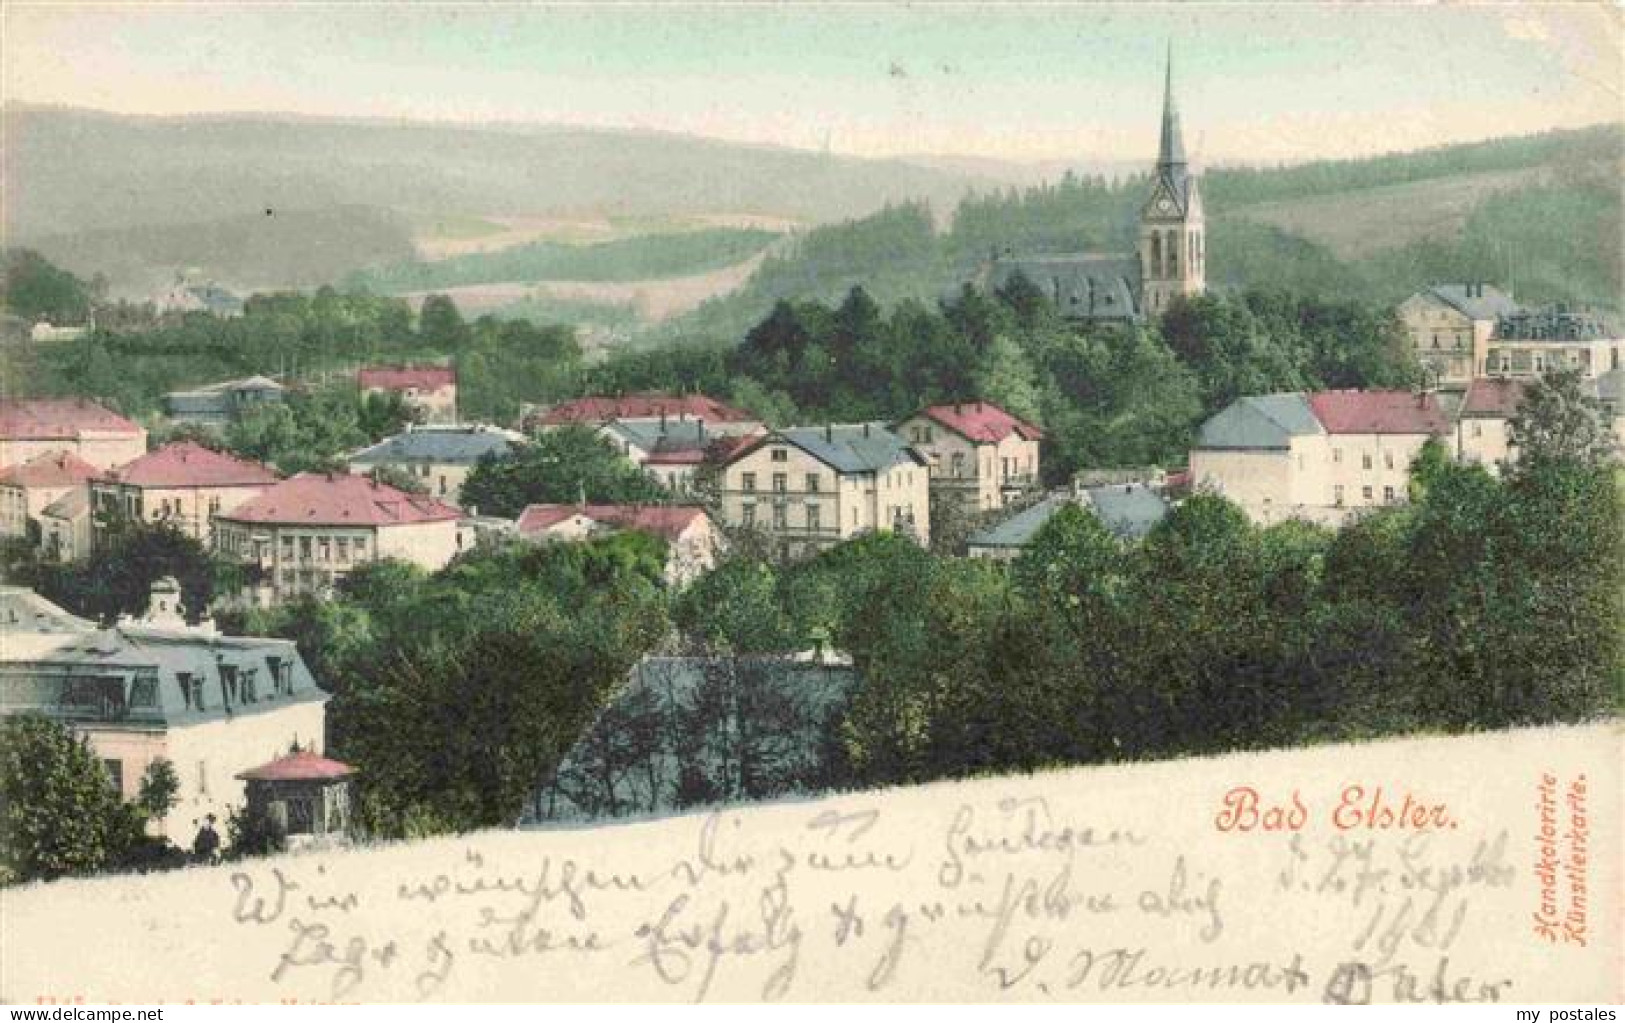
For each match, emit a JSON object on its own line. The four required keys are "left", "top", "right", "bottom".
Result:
{"left": 4, "top": 3, "right": 1619, "bottom": 163}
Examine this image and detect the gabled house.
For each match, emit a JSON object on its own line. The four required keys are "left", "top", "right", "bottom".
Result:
{"left": 1397, "top": 283, "right": 1520, "bottom": 389}
{"left": 0, "top": 450, "right": 100, "bottom": 541}
{"left": 91, "top": 442, "right": 280, "bottom": 546}
{"left": 894, "top": 400, "right": 1043, "bottom": 512}
{"left": 516, "top": 503, "right": 719, "bottom": 586}
{"left": 1455, "top": 377, "right": 1529, "bottom": 473}
{"left": 527, "top": 393, "right": 761, "bottom": 435}
{"left": 346, "top": 423, "right": 522, "bottom": 504}
{"left": 720, "top": 423, "right": 930, "bottom": 559}
{"left": 0, "top": 398, "right": 147, "bottom": 470}
{"left": 162, "top": 376, "right": 286, "bottom": 427}
{"left": 358, "top": 365, "right": 458, "bottom": 424}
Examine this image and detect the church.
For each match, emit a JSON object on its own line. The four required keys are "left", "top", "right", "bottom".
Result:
{"left": 983, "top": 51, "right": 1206, "bottom": 323}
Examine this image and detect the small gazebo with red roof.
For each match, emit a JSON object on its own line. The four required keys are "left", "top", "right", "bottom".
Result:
{"left": 236, "top": 750, "right": 356, "bottom": 841}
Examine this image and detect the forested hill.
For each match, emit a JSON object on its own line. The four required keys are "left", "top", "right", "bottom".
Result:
{"left": 652, "top": 124, "right": 1624, "bottom": 350}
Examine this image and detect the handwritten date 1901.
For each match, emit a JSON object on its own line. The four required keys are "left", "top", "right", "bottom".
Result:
{"left": 1215, "top": 785, "right": 1457, "bottom": 833}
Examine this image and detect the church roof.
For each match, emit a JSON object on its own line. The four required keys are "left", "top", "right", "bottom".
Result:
{"left": 1158, "top": 44, "right": 1188, "bottom": 170}
{"left": 988, "top": 255, "right": 1142, "bottom": 322}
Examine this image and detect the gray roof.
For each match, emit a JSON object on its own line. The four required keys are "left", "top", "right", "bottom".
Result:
{"left": 40, "top": 486, "right": 89, "bottom": 520}
{"left": 1196, "top": 393, "right": 1323, "bottom": 450}
{"left": 966, "top": 495, "right": 1073, "bottom": 550}
{"left": 349, "top": 426, "right": 519, "bottom": 466}
{"left": 604, "top": 419, "right": 710, "bottom": 456}
{"left": 1428, "top": 284, "right": 1520, "bottom": 322}
{"left": 1080, "top": 483, "right": 1170, "bottom": 540}
{"left": 0, "top": 587, "right": 95, "bottom": 635}
{"left": 989, "top": 255, "right": 1142, "bottom": 322}
{"left": 772, "top": 423, "right": 926, "bottom": 475}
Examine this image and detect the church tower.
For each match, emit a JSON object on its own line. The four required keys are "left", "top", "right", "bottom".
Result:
{"left": 1139, "top": 46, "right": 1205, "bottom": 316}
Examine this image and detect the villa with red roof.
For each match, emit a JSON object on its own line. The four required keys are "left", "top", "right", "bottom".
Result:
{"left": 1190, "top": 389, "right": 1451, "bottom": 525}
{"left": 213, "top": 472, "right": 463, "bottom": 605}
{"left": 893, "top": 400, "right": 1044, "bottom": 512}
{"left": 516, "top": 503, "right": 719, "bottom": 586}
{"left": 1454, "top": 378, "right": 1530, "bottom": 473}
{"left": 358, "top": 364, "right": 458, "bottom": 424}
{"left": 0, "top": 398, "right": 147, "bottom": 470}
{"left": 0, "top": 450, "right": 101, "bottom": 542}
{"left": 91, "top": 441, "right": 280, "bottom": 545}
{"left": 528, "top": 394, "right": 762, "bottom": 435}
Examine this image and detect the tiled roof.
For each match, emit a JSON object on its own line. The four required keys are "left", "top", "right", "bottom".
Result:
{"left": 1459, "top": 378, "right": 1530, "bottom": 418}
{"left": 40, "top": 487, "right": 90, "bottom": 520}
{"left": 1427, "top": 284, "right": 1520, "bottom": 322}
{"left": 218, "top": 472, "right": 461, "bottom": 526}
{"left": 517, "top": 503, "right": 707, "bottom": 544}
{"left": 735, "top": 424, "right": 926, "bottom": 475}
{"left": 358, "top": 365, "right": 455, "bottom": 390}
{"left": 0, "top": 399, "right": 143, "bottom": 440}
{"left": 0, "top": 450, "right": 101, "bottom": 488}
{"left": 101, "top": 442, "right": 279, "bottom": 488}
{"left": 915, "top": 401, "right": 1043, "bottom": 443}
{"left": 237, "top": 751, "right": 355, "bottom": 782}
{"left": 1308, "top": 390, "right": 1451, "bottom": 436}
{"left": 349, "top": 426, "right": 519, "bottom": 467}
{"left": 536, "top": 394, "right": 757, "bottom": 426}
{"left": 1196, "top": 394, "right": 1322, "bottom": 450}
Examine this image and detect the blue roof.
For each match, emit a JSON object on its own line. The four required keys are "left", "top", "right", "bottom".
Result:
{"left": 1196, "top": 393, "right": 1322, "bottom": 450}
{"left": 1428, "top": 284, "right": 1520, "bottom": 322}
{"left": 773, "top": 424, "right": 926, "bottom": 474}
{"left": 604, "top": 419, "right": 710, "bottom": 455}
{"left": 966, "top": 495, "right": 1073, "bottom": 549}
{"left": 349, "top": 426, "right": 518, "bottom": 466}
{"left": 1080, "top": 483, "right": 1170, "bottom": 540}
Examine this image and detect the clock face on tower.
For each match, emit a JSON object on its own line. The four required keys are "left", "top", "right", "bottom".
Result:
{"left": 1155, "top": 196, "right": 1175, "bottom": 215}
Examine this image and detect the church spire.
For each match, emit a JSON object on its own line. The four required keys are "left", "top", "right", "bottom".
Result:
{"left": 1158, "top": 41, "right": 1187, "bottom": 169}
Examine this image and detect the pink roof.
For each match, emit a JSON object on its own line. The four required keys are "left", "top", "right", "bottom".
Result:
{"left": 237, "top": 751, "right": 355, "bottom": 782}
{"left": 1307, "top": 390, "right": 1451, "bottom": 436}
{"left": 218, "top": 472, "right": 461, "bottom": 527}
{"left": 0, "top": 450, "right": 102, "bottom": 488}
{"left": 101, "top": 442, "right": 279, "bottom": 489}
{"left": 1460, "top": 378, "right": 1530, "bottom": 418}
{"left": 358, "top": 365, "right": 455, "bottom": 391}
{"left": 517, "top": 503, "right": 707, "bottom": 543}
{"left": 536, "top": 394, "right": 757, "bottom": 426}
{"left": 0, "top": 399, "right": 143, "bottom": 440}
{"left": 917, "top": 401, "right": 1044, "bottom": 443}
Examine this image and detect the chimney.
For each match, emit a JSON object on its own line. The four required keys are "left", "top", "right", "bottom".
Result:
{"left": 954, "top": 402, "right": 963, "bottom": 415}
{"left": 825, "top": 423, "right": 833, "bottom": 443}
{"left": 863, "top": 423, "right": 871, "bottom": 438}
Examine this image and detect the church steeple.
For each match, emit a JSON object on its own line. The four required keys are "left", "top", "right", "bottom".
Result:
{"left": 1158, "top": 43, "right": 1187, "bottom": 170}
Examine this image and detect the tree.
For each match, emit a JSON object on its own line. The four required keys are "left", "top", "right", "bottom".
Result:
{"left": 418, "top": 295, "right": 471, "bottom": 350}
{"left": 1507, "top": 368, "right": 1618, "bottom": 470}
{"left": 460, "top": 425, "right": 667, "bottom": 518}
{"left": 2, "top": 249, "right": 92, "bottom": 324}
{"left": 135, "top": 759, "right": 180, "bottom": 822}
{"left": 36, "top": 520, "right": 217, "bottom": 625}
{"left": 0, "top": 716, "right": 142, "bottom": 882}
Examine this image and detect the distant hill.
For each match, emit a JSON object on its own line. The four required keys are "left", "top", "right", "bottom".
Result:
{"left": 4, "top": 105, "right": 1005, "bottom": 294}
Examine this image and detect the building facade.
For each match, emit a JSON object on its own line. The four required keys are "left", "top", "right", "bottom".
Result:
{"left": 0, "top": 586, "right": 328, "bottom": 844}
{"left": 516, "top": 503, "right": 720, "bottom": 586}
{"left": 38, "top": 489, "right": 92, "bottom": 563}
{"left": 894, "top": 401, "right": 1043, "bottom": 513}
{"left": 91, "top": 442, "right": 280, "bottom": 546}
{"left": 0, "top": 451, "right": 100, "bottom": 541}
{"left": 1397, "top": 284, "right": 1519, "bottom": 389}
{"left": 358, "top": 365, "right": 458, "bottom": 424}
{"left": 213, "top": 473, "right": 463, "bottom": 606}
{"left": 1485, "top": 306, "right": 1624, "bottom": 381}
{"left": 347, "top": 423, "right": 522, "bottom": 505}
{"left": 1189, "top": 390, "right": 1451, "bottom": 525}
{"left": 162, "top": 376, "right": 286, "bottom": 428}
{"left": 720, "top": 424, "right": 930, "bottom": 559}
{"left": 0, "top": 399, "right": 148, "bottom": 470}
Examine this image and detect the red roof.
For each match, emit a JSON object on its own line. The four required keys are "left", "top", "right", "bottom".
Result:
{"left": 917, "top": 401, "right": 1044, "bottom": 443}
{"left": 517, "top": 503, "right": 707, "bottom": 543}
{"left": 1307, "top": 390, "right": 1451, "bottom": 435}
{"left": 535, "top": 394, "right": 757, "bottom": 427}
{"left": 217, "top": 472, "right": 462, "bottom": 527}
{"left": 101, "top": 442, "right": 279, "bottom": 489}
{"left": 0, "top": 450, "right": 101, "bottom": 488}
{"left": 237, "top": 751, "right": 355, "bottom": 782}
{"left": 0, "top": 399, "right": 143, "bottom": 440}
{"left": 358, "top": 365, "right": 455, "bottom": 391}
{"left": 1460, "top": 378, "right": 1530, "bottom": 418}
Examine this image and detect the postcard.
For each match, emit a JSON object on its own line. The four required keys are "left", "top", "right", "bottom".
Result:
{"left": 1, "top": 1, "right": 1620, "bottom": 1007}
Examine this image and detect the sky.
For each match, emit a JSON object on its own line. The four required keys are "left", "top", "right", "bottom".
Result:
{"left": 4, "top": 2, "right": 1620, "bottom": 165}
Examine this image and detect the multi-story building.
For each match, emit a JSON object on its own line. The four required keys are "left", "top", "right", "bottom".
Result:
{"left": 527, "top": 393, "right": 761, "bottom": 435}
{"left": 720, "top": 424, "right": 930, "bottom": 559}
{"left": 1189, "top": 390, "right": 1451, "bottom": 525}
{"left": 894, "top": 401, "right": 1043, "bottom": 513}
{"left": 161, "top": 376, "right": 286, "bottom": 428}
{"left": 1397, "top": 283, "right": 1520, "bottom": 389}
{"left": 347, "top": 423, "right": 522, "bottom": 505}
{"left": 516, "top": 503, "right": 720, "bottom": 586}
{"left": 0, "top": 398, "right": 147, "bottom": 470}
{"left": 0, "top": 450, "right": 100, "bottom": 541}
{"left": 213, "top": 473, "right": 463, "bottom": 606}
{"left": 598, "top": 418, "right": 765, "bottom": 495}
{"left": 1485, "top": 306, "right": 1624, "bottom": 382}
{"left": 0, "top": 583, "right": 328, "bottom": 844}
{"left": 358, "top": 365, "right": 458, "bottom": 424}
{"left": 1454, "top": 377, "right": 1527, "bottom": 473}
{"left": 91, "top": 442, "right": 279, "bottom": 546}
{"left": 38, "top": 488, "right": 93, "bottom": 563}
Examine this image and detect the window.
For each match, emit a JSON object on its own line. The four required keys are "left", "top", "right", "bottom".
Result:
{"left": 1362, "top": 453, "right": 1373, "bottom": 471}
{"left": 1384, "top": 451, "right": 1394, "bottom": 470}
{"left": 318, "top": 538, "right": 331, "bottom": 562}
{"left": 1472, "top": 423, "right": 1483, "bottom": 438}
{"left": 772, "top": 504, "right": 787, "bottom": 529}
{"left": 772, "top": 473, "right": 787, "bottom": 493}
{"left": 741, "top": 504, "right": 756, "bottom": 527}
{"left": 130, "top": 676, "right": 158, "bottom": 708}
{"left": 102, "top": 759, "right": 123, "bottom": 794}
{"left": 1362, "top": 486, "right": 1374, "bottom": 502}
{"left": 353, "top": 537, "right": 367, "bottom": 558}
{"left": 239, "top": 669, "right": 258, "bottom": 704}
{"left": 1333, "top": 449, "right": 1343, "bottom": 464}
{"left": 280, "top": 536, "right": 295, "bottom": 560}
{"left": 950, "top": 452, "right": 965, "bottom": 478}
{"left": 337, "top": 538, "right": 350, "bottom": 562}
{"left": 299, "top": 536, "right": 312, "bottom": 559}
{"left": 742, "top": 472, "right": 757, "bottom": 492}
{"left": 1333, "top": 484, "right": 1345, "bottom": 507}
{"left": 770, "top": 448, "right": 788, "bottom": 462}
{"left": 806, "top": 473, "right": 820, "bottom": 493}
{"left": 1383, "top": 486, "right": 1396, "bottom": 503}
{"left": 807, "top": 504, "right": 822, "bottom": 531}
{"left": 220, "top": 664, "right": 239, "bottom": 706}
